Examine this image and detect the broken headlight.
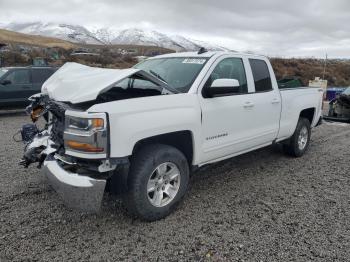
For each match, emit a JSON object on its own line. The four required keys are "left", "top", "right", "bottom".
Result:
{"left": 66, "top": 116, "right": 104, "bottom": 131}
{"left": 64, "top": 112, "right": 108, "bottom": 157}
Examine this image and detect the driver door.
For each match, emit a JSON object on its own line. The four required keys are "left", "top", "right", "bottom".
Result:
{"left": 0, "top": 69, "right": 32, "bottom": 103}
{"left": 198, "top": 56, "right": 260, "bottom": 163}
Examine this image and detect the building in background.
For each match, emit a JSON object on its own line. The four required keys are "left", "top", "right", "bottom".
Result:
{"left": 309, "top": 77, "right": 328, "bottom": 90}
{"left": 309, "top": 77, "right": 328, "bottom": 100}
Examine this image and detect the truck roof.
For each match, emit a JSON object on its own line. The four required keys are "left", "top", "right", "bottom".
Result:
{"left": 153, "top": 50, "right": 267, "bottom": 59}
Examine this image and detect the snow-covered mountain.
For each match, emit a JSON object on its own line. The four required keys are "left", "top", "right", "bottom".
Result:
{"left": 188, "top": 38, "right": 230, "bottom": 52}
{"left": 1, "top": 22, "right": 229, "bottom": 51}
{"left": 4, "top": 22, "right": 103, "bottom": 45}
{"left": 111, "top": 28, "right": 184, "bottom": 51}
{"left": 90, "top": 27, "right": 119, "bottom": 44}
{"left": 169, "top": 35, "right": 202, "bottom": 51}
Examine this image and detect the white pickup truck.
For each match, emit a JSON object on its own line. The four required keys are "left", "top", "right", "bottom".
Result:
{"left": 21, "top": 50, "right": 323, "bottom": 221}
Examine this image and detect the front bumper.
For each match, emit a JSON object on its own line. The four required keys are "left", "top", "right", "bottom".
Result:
{"left": 43, "top": 160, "right": 106, "bottom": 213}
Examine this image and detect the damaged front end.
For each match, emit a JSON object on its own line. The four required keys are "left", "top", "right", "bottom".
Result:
{"left": 18, "top": 94, "right": 118, "bottom": 212}
{"left": 19, "top": 94, "right": 65, "bottom": 168}
{"left": 17, "top": 62, "right": 176, "bottom": 213}
{"left": 326, "top": 88, "right": 350, "bottom": 123}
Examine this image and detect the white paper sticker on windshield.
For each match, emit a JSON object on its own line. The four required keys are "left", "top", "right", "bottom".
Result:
{"left": 182, "top": 58, "right": 206, "bottom": 64}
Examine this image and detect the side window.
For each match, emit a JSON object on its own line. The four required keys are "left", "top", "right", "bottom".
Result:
{"left": 204, "top": 58, "right": 247, "bottom": 95}
{"left": 112, "top": 77, "right": 159, "bottom": 90}
{"left": 132, "top": 78, "right": 159, "bottom": 89}
{"left": 5, "top": 70, "right": 30, "bottom": 84}
{"left": 32, "top": 69, "right": 54, "bottom": 84}
{"left": 249, "top": 59, "right": 272, "bottom": 92}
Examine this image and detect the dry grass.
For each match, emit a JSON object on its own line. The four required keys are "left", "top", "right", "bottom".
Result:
{"left": 271, "top": 58, "right": 350, "bottom": 87}
{"left": 0, "top": 29, "right": 76, "bottom": 49}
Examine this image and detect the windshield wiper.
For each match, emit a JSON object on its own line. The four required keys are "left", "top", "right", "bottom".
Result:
{"left": 149, "top": 70, "right": 168, "bottom": 84}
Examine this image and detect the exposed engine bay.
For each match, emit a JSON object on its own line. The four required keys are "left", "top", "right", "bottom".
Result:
{"left": 19, "top": 93, "right": 128, "bottom": 176}
{"left": 19, "top": 94, "right": 69, "bottom": 168}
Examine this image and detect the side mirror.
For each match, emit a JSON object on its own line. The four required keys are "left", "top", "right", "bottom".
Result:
{"left": 211, "top": 78, "right": 240, "bottom": 88}
{"left": 205, "top": 78, "right": 240, "bottom": 98}
{"left": 1, "top": 79, "right": 11, "bottom": 85}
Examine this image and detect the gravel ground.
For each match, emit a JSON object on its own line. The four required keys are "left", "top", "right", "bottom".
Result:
{"left": 0, "top": 112, "right": 349, "bottom": 261}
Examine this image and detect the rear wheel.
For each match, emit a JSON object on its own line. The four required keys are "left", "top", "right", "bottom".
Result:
{"left": 283, "top": 117, "right": 311, "bottom": 157}
{"left": 123, "top": 144, "right": 189, "bottom": 221}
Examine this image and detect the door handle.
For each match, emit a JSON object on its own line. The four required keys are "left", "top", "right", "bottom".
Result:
{"left": 271, "top": 98, "right": 280, "bottom": 104}
{"left": 243, "top": 101, "right": 254, "bottom": 108}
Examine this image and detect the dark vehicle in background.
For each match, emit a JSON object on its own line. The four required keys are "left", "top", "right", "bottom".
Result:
{"left": 325, "top": 87, "right": 350, "bottom": 123}
{"left": 0, "top": 66, "right": 56, "bottom": 108}
{"left": 277, "top": 77, "right": 304, "bottom": 89}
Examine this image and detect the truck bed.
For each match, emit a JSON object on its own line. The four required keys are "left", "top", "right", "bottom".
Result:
{"left": 278, "top": 87, "right": 323, "bottom": 140}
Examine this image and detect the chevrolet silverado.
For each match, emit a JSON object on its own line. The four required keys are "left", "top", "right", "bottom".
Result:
{"left": 20, "top": 50, "right": 323, "bottom": 221}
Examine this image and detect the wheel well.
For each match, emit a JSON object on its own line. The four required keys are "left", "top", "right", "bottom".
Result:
{"left": 133, "top": 131, "right": 194, "bottom": 165}
{"left": 300, "top": 108, "right": 315, "bottom": 124}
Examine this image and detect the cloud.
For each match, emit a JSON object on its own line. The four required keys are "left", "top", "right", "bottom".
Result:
{"left": 0, "top": 0, "right": 349, "bottom": 57}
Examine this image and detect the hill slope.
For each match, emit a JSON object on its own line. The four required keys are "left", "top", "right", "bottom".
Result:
{"left": 1, "top": 28, "right": 349, "bottom": 87}
{"left": 0, "top": 29, "right": 173, "bottom": 54}
{"left": 1, "top": 22, "right": 227, "bottom": 51}
{"left": 5, "top": 22, "right": 103, "bottom": 45}
{"left": 0, "top": 28, "right": 76, "bottom": 49}
{"left": 271, "top": 58, "right": 350, "bottom": 87}
{"left": 111, "top": 28, "right": 184, "bottom": 51}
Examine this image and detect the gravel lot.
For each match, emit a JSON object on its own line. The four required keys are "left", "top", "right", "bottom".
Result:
{"left": 0, "top": 112, "right": 349, "bottom": 261}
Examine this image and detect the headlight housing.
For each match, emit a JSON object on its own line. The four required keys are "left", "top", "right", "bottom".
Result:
{"left": 66, "top": 117, "right": 104, "bottom": 131}
{"left": 63, "top": 112, "right": 108, "bottom": 158}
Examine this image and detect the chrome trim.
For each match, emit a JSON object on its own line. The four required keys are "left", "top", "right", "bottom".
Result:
{"left": 64, "top": 149, "right": 107, "bottom": 159}
{"left": 54, "top": 154, "right": 77, "bottom": 165}
{"left": 64, "top": 130, "right": 98, "bottom": 137}
{"left": 43, "top": 160, "right": 106, "bottom": 213}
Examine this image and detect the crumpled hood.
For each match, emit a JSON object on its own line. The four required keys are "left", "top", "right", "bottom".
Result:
{"left": 42, "top": 62, "right": 140, "bottom": 104}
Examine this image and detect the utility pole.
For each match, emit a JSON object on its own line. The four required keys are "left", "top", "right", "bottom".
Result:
{"left": 322, "top": 53, "right": 327, "bottom": 79}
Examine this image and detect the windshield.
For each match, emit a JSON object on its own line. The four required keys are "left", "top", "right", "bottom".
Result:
{"left": 343, "top": 87, "right": 350, "bottom": 95}
{"left": 0, "top": 69, "right": 8, "bottom": 78}
{"left": 134, "top": 57, "right": 209, "bottom": 93}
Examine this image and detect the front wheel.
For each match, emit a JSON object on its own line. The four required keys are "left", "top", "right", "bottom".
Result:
{"left": 283, "top": 117, "right": 311, "bottom": 157}
{"left": 123, "top": 144, "right": 189, "bottom": 221}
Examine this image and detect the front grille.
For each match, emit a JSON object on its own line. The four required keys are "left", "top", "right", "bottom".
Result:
{"left": 51, "top": 114, "right": 65, "bottom": 146}
{"left": 48, "top": 101, "right": 68, "bottom": 151}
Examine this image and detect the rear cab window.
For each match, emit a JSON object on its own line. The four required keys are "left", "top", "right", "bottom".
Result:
{"left": 249, "top": 59, "right": 273, "bottom": 92}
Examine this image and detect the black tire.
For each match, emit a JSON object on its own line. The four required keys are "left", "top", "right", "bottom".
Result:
{"left": 123, "top": 144, "right": 189, "bottom": 221}
{"left": 283, "top": 117, "right": 311, "bottom": 157}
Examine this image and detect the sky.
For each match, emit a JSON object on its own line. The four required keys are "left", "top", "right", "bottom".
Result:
{"left": 0, "top": 0, "right": 349, "bottom": 58}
